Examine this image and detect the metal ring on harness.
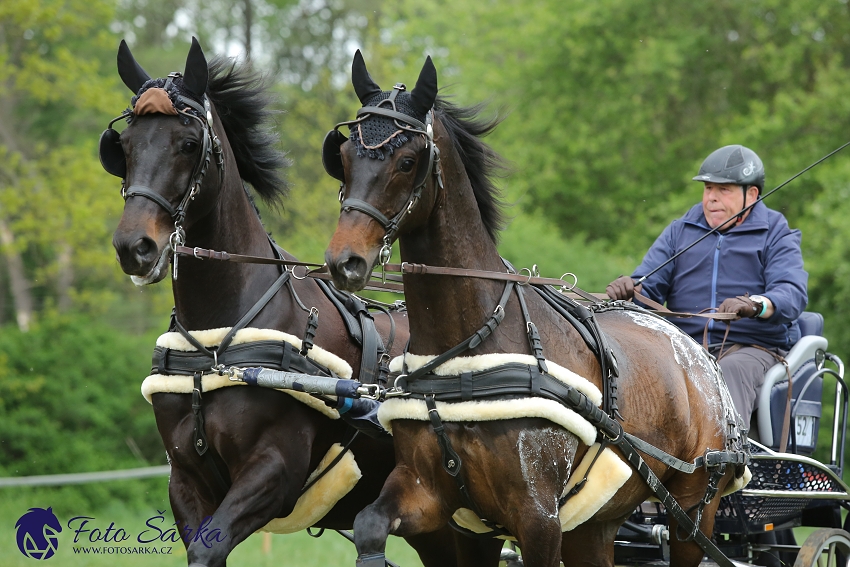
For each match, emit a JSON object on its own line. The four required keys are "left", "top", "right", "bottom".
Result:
{"left": 559, "top": 272, "right": 578, "bottom": 293}
{"left": 291, "top": 265, "right": 310, "bottom": 280}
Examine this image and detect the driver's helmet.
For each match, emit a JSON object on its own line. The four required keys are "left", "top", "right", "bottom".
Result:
{"left": 693, "top": 145, "right": 764, "bottom": 193}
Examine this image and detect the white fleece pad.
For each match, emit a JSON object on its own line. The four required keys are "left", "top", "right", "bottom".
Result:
{"left": 380, "top": 353, "right": 601, "bottom": 445}
{"left": 451, "top": 443, "right": 632, "bottom": 536}
{"left": 141, "top": 327, "right": 353, "bottom": 420}
{"left": 722, "top": 466, "right": 752, "bottom": 496}
{"left": 379, "top": 397, "right": 597, "bottom": 446}
{"left": 258, "top": 443, "right": 362, "bottom": 534}
{"left": 558, "top": 443, "right": 632, "bottom": 530}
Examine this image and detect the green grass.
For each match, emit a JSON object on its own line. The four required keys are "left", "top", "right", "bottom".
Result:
{"left": 0, "top": 482, "right": 425, "bottom": 566}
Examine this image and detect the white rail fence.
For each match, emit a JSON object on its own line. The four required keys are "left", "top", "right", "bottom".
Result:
{"left": 0, "top": 465, "right": 170, "bottom": 487}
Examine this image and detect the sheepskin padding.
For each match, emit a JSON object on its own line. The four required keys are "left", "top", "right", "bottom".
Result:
{"left": 380, "top": 353, "right": 603, "bottom": 446}
{"left": 379, "top": 397, "right": 597, "bottom": 446}
{"left": 141, "top": 373, "right": 340, "bottom": 419}
{"left": 558, "top": 444, "right": 632, "bottom": 531}
{"left": 156, "top": 327, "right": 353, "bottom": 378}
{"left": 390, "top": 352, "right": 602, "bottom": 406}
{"left": 141, "top": 327, "right": 354, "bottom": 419}
{"left": 722, "top": 466, "right": 752, "bottom": 496}
{"left": 258, "top": 443, "right": 362, "bottom": 534}
{"left": 451, "top": 443, "right": 632, "bottom": 536}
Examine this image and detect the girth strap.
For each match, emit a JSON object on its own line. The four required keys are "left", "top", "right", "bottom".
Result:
{"left": 192, "top": 372, "right": 209, "bottom": 455}
{"left": 191, "top": 372, "right": 231, "bottom": 493}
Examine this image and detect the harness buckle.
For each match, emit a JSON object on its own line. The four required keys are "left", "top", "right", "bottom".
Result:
{"left": 193, "top": 247, "right": 204, "bottom": 260}
{"left": 379, "top": 242, "right": 392, "bottom": 266}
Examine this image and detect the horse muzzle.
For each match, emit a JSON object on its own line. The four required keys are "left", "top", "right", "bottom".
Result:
{"left": 113, "top": 230, "right": 171, "bottom": 285}
{"left": 325, "top": 247, "right": 373, "bottom": 292}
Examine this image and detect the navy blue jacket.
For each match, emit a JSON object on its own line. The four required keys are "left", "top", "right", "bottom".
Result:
{"left": 633, "top": 202, "right": 808, "bottom": 349}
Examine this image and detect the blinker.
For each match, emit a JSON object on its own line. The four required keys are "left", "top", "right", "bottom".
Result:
{"left": 322, "top": 129, "right": 349, "bottom": 182}
{"left": 99, "top": 112, "right": 131, "bottom": 178}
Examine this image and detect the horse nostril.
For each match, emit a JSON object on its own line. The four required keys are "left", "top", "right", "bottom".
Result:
{"left": 339, "top": 255, "right": 367, "bottom": 281}
{"left": 131, "top": 237, "right": 158, "bottom": 264}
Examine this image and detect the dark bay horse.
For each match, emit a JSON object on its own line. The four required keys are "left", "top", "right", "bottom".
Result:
{"left": 323, "top": 52, "right": 745, "bottom": 567}
{"left": 106, "top": 39, "right": 499, "bottom": 567}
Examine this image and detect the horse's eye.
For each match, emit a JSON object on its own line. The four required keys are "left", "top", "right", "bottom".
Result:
{"left": 181, "top": 140, "right": 199, "bottom": 154}
{"left": 398, "top": 157, "right": 416, "bottom": 173}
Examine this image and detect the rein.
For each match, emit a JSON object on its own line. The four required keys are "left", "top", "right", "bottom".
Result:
{"left": 174, "top": 245, "right": 739, "bottom": 322}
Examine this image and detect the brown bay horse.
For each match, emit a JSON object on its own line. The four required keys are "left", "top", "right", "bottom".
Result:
{"left": 323, "top": 52, "right": 745, "bottom": 567}
{"left": 106, "top": 39, "right": 499, "bottom": 567}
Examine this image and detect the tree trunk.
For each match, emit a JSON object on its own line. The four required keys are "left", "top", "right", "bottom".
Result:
{"left": 56, "top": 241, "right": 73, "bottom": 311}
{"left": 244, "top": 0, "right": 253, "bottom": 60}
{"left": 0, "top": 217, "right": 33, "bottom": 332}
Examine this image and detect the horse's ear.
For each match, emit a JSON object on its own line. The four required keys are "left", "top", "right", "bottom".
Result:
{"left": 409, "top": 56, "right": 438, "bottom": 116}
{"left": 117, "top": 39, "right": 151, "bottom": 94}
{"left": 183, "top": 37, "right": 208, "bottom": 99}
{"left": 352, "top": 50, "right": 382, "bottom": 104}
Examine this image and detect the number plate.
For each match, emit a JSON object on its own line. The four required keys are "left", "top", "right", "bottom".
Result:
{"left": 794, "top": 414, "right": 817, "bottom": 447}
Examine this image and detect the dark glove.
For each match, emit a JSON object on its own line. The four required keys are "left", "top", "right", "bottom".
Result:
{"left": 717, "top": 296, "right": 758, "bottom": 320}
{"left": 606, "top": 275, "right": 642, "bottom": 301}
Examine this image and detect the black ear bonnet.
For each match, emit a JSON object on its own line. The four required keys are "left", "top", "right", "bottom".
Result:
{"left": 350, "top": 91, "right": 425, "bottom": 159}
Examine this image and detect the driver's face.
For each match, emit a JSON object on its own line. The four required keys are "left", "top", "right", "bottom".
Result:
{"left": 702, "top": 182, "right": 757, "bottom": 230}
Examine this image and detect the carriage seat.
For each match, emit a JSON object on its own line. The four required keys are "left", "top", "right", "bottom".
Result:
{"left": 753, "top": 312, "right": 826, "bottom": 455}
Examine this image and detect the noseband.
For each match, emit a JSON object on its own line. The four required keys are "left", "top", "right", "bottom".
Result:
{"left": 322, "top": 84, "right": 443, "bottom": 265}
{"left": 99, "top": 72, "right": 225, "bottom": 278}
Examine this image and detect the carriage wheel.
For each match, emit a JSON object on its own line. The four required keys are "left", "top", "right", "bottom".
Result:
{"left": 792, "top": 528, "right": 850, "bottom": 567}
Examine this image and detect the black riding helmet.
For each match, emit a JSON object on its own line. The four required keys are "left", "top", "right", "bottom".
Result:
{"left": 693, "top": 145, "right": 765, "bottom": 194}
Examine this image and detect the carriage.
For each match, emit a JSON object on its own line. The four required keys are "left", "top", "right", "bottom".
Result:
{"left": 606, "top": 310, "right": 850, "bottom": 567}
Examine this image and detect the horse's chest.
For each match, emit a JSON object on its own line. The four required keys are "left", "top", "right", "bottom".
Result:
{"left": 516, "top": 427, "right": 579, "bottom": 500}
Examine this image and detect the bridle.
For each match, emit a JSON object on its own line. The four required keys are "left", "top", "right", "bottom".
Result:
{"left": 99, "top": 72, "right": 225, "bottom": 279}
{"left": 322, "top": 84, "right": 443, "bottom": 265}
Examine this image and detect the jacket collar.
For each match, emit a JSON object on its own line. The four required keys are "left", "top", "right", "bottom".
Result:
{"left": 682, "top": 201, "right": 769, "bottom": 233}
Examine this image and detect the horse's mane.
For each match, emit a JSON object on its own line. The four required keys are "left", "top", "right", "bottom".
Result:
{"left": 206, "top": 57, "right": 290, "bottom": 207}
{"left": 434, "top": 97, "right": 509, "bottom": 242}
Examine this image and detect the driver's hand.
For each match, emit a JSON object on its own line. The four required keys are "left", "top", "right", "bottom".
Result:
{"left": 717, "top": 296, "right": 758, "bottom": 320}
{"left": 606, "top": 276, "right": 642, "bottom": 301}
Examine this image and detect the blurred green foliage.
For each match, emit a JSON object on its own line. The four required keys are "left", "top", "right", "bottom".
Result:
{"left": 0, "top": 313, "right": 164, "bottom": 509}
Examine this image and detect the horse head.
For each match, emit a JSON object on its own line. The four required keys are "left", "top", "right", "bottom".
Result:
{"left": 107, "top": 38, "right": 227, "bottom": 285}
{"left": 324, "top": 51, "right": 441, "bottom": 292}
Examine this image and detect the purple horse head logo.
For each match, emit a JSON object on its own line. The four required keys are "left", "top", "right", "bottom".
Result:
{"left": 15, "top": 507, "right": 62, "bottom": 560}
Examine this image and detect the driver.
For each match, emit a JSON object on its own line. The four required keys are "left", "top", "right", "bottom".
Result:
{"left": 606, "top": 145, "right": 808, "bottom": 432}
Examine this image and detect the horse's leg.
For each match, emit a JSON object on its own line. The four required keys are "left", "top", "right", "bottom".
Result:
{"left": 183, "top": 452, "right": 297, "bottom": 567}
{"left": 353, "top": 464, "right": 451, "bottom": 566}
{"left": 510, "top": 516, "right": 565, "bottom": 567}
{"left": 402, "top": 530, "right": 504, "bottom": 567}
{"left": 665, "top": 470, "right": 731, "bottom": 567}
{"left": 560, "top": 519, "right": 622, "bottom": 567}
{"left": 168, "top": 464, "right": 218, "bottom": 559}
{"left": 452, "top": 535, "right": 505, "bottom": 567}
